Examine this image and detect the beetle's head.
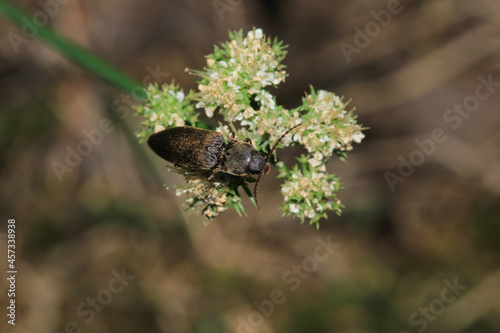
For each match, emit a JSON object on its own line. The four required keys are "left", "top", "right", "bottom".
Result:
{"left": 249, "top": 152, "right": 270, "bottom": 175}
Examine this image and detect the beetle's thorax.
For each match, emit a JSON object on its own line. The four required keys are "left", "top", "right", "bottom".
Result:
{"left": 219, "top": 139, "right": 264, "bottom": 176}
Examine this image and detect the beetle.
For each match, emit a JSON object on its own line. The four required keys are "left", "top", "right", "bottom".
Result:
{"left": 147, "top": 124, "right": 301, "bottom": 212}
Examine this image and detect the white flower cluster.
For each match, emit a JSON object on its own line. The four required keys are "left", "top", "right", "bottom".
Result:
{"left": 135, "top": 83, "right": 198, "bottom": 141}
{"left": 277, "top": 160, "right": 343, "bottom": 228}
{"left": 175, "top": 179, "right": 229, "bottom": 221}
{"left": 163, "top": 166, "right": 250, "bottom": 223}
{"left": 293, "top": 89, "right": 365, "bottom": 166}
{"left": 194, "top": 28, "right": 287, "bottom": 127}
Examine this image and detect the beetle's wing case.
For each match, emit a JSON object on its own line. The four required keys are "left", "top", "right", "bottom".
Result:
{"left": 147, "top": 126, "right": 225, "bottom": 170}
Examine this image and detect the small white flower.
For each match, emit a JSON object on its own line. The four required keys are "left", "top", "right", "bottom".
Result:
{"left": 243, "top": 107, "right": 255, "bottom": 118}
{"left": 170, "top": 113, "right": 185, "bottom": 127}
{"left": 289, "top": 203, "right": 299, "bottom": 214}
{"left": 205, "top": 107, "right": 215, "bottom": 118}
{"left": 305, "top": 209, "right": 315, "bottom": 219}
{"left": 154, "top": 124, "right": 165, "bottom": 132}
{"left": 353, "top": 132, "right": 365, "bottom": 143}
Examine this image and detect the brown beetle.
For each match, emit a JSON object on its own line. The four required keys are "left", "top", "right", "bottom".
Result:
{"left": 147, "top": 124, "right": 301, "bottom": 211}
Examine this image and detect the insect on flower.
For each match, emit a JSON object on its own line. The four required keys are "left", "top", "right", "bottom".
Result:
{"left": 147, "top": 124, "right": 302, "bottom": 212}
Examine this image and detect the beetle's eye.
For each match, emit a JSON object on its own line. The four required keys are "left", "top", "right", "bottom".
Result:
{"left": 249, "top": 153, "right": 266, "bottom": 174}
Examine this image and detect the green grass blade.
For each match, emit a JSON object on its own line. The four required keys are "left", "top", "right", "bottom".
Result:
{"left": 0, "top": 0, "right": 143, "bottom": 96}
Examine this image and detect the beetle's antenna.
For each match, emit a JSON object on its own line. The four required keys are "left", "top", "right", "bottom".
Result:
{"left": 265, "top": 124, "right": 302, "bottom": 163}
{"left": 254, "top": 172, "right": 263, "bottom": 212}
{"left": 254, "top": 124, "right": 302, "bottom": 213}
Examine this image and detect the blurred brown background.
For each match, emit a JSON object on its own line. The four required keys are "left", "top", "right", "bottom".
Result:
{"left": 1, "top": 0, "right": 499, "bottom": 332}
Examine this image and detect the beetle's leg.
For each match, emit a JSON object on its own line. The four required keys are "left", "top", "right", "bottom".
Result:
{"left": 207, "top": 170, "right": 217, "bottom": 181}
{"left": 244, "top": 138, "right": 252, "bottom": 144}
{"left": 208, "top": 166, "right": 222, "bottom": 181}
